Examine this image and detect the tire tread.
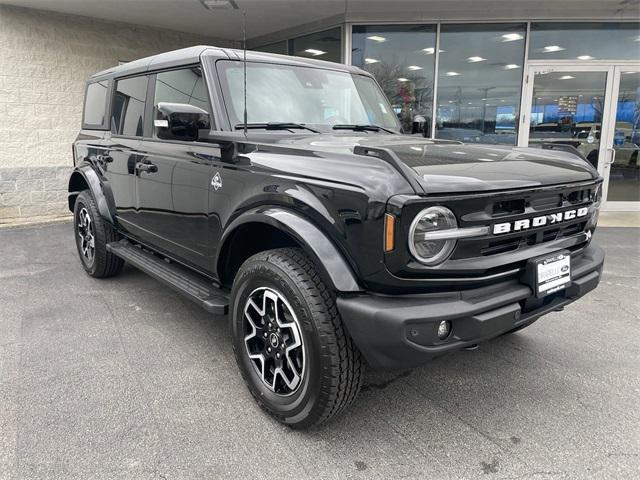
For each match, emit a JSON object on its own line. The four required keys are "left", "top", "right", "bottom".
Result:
{"left": 232, "top": 247, "right": 364, "bottom": 428}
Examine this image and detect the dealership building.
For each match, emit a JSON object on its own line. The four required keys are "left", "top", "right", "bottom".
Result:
{"left": 0, "top": 0, "right": 638, "bottom": 224}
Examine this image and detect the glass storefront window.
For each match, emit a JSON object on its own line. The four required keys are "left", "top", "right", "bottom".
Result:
{"left": 530, "top": 23, "right": 640, "bottom": 61}
{"left": 608, "top": 71, "right": 640, "bottom": 202}
{"left": 254, "top": 41, "right": 288, "bottom": 55}
{"left": 435, "top": 23, "right": 526, "bottom": 144}
{"left": 352, "top": 25, "right": 437, "bottom": 136}
{"left": 290, "top": 27, "right": 342, "bottom": 63}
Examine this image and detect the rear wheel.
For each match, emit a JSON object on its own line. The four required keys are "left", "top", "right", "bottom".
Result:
{"left": 73, "top": 190, "right": 123, "bottom": 278}
{"left": 230, "top": 248, "right": 364, "bottom": 428}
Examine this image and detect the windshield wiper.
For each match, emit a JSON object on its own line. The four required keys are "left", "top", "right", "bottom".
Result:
{"left": 234, "top": 122, "right": 321, "bottom": 133}
{"left": 332, "top": 124, "right": 397, "bottom": 134}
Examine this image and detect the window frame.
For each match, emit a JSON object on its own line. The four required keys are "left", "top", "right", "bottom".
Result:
{"left": 81, "top": 80, "right": 112, "bottom": 130}
{"left": 110, "top": 73, "right": 150, "bottom": 140}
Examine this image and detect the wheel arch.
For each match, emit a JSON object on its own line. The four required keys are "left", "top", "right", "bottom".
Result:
{"left": 68, "top": 164, "right": 116, "bottom": 225}
{"left": 217, "top": 207, "right": 362, "bottom": 293}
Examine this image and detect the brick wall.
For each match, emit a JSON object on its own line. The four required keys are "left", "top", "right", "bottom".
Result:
{"left": 0, "top": 5, "right": 231, "bottom": 225}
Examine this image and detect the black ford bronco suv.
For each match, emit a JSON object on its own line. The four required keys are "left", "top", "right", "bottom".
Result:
{"left": 69, "top": 46, "right": 604, "bottom": 428}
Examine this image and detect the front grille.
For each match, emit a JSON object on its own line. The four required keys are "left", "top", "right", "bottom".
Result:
{"left": 450, "top": 183, "right": 597, "bottom": 260}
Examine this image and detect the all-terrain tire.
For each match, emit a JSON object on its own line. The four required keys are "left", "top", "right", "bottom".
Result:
{"left": 73, "top": 190, "right": 124, "bottom": 278}
{"left": 230, "top": 247, "right": 364, "bottom": 428}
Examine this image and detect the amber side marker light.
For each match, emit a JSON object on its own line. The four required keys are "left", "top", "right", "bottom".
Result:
{"left": 384, "top": 213, "right": 395, "bottom": 252}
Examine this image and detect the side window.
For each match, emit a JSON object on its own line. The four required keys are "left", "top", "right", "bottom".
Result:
{"left": 153, "top": 66, "right": 212, "bottom": 141}
{"left": 154, "top": 67, "right": 210, "bottom": 112}
{"left": 83, "top": 81, "right": 109, "bottom": 127}
{"left": 111, "top": 76, "right": 148, "bottom": 136}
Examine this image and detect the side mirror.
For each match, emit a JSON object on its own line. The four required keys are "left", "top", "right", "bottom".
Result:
{"left": 411, "top": 115, "right": 430, "bottom": 137}
{"left": 154, "top": 102, "right": 210, "bottom": 142}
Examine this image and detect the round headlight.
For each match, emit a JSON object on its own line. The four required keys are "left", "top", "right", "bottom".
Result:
{"left": 409, "top": 206, "right": 458, "bottom": 266}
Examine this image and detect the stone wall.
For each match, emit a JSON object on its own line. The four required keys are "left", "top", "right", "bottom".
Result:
{"left": 0, "top": 5, "right": 231, "bottom": 225}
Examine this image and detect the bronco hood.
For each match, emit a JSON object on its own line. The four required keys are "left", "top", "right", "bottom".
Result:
{"left": 267, "top": 135, "right": 600, "bottom": 195}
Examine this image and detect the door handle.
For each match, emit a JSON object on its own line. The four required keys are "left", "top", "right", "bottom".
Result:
{"left": 606, "top": 147, "right": 616, "bottom": 165}
{"left": 135, "top": 162, "right": 158, "bottom": 173}
{"left": 97, "top": 154, "right": 113, "bottom": 163}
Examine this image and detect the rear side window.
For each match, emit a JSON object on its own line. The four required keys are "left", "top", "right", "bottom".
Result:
{"left": 154, "top": 67, "right": 210, "bottom": 112}
{"left": 83, "top": 81, "right": 109, "bottom": 127}
{"left": 111, "top": 76, "right": 148, "bottom": 136}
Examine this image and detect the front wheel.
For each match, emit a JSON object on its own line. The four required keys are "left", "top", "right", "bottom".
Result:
{"left": 230, "top": 248, "right": 364, "bottom": 428}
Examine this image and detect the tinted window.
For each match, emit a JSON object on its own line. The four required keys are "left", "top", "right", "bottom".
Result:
{"left": 435, "top": 23, "right": 526, "bottom": 145}
{"left": 290, "top": 27, "right": 342, "bottom": 63}
{"left": 530, "top": 23, "right": 640, "bottom": 61}
{"left": 111, "top": 76, "right": 148, "bottom": 136}
{"left": 352, "top": 25, "right": 437, "bottom": 135}
{"left": 83, "top": 81, "right": 109, "bottom": 126}
{"left": 154, "top": 67, "right": 210, "bottom": 112}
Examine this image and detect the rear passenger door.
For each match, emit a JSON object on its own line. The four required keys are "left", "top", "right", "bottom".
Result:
{"left": 135, "top": 66, "right": 216, "bottom": 273}
{"left": 102, "top": 75, "right": 149, "bottom": 234}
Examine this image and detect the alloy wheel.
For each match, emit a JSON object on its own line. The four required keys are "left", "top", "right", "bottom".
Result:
{"left": 243, "top": 287, "right": 305, "bottom": 395}
{"left": 77, "top": 207, "right": 95, "bottom": 266}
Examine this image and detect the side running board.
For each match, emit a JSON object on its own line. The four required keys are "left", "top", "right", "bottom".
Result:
{"left": 106, "top": 240, "right": 229, "bottom": 315}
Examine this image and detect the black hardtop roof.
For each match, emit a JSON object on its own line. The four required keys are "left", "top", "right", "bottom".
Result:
{"left": 89, "top": 45, "right": 366, "bottom": 81}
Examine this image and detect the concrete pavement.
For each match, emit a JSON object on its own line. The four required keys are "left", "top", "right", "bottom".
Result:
{"left": 1, "top": 222, "right": 638, "bottom": 479}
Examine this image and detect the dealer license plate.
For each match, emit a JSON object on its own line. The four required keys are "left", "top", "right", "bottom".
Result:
{"left": 534, "top": 252, "right": 571, "bottom": 297}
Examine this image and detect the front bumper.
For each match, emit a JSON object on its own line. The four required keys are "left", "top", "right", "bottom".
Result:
{"left": 337, "top": 244, "right": 604, "bottom": 369}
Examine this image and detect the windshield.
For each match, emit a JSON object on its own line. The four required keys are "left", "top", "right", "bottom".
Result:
{"left": 217, "top": 60, "right": 401, "bottom": 132}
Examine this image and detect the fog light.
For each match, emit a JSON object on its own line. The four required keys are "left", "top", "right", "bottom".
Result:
{"left": 437, "top": 321, "right": 451, "bottom": 340}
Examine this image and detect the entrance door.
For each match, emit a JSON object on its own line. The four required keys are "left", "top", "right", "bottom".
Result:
{"left": 520, "top": 64, "right": 640, "bottom": 211}
{"left": 600, "top": 67, "right": 640, "bottom": 210}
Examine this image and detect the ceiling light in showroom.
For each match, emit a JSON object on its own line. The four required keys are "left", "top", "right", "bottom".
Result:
{"left": 559, "top": 75, "right": 575, "bottom": 80}
{"left": 305, "top": 49, "right": 326, "bottom": 56}
{"left": 542, "top": 45, "right": 565, "bottom": 52}
{"left": 577, "top": 55, "right": 594, "bottom": 60}
{"left": 504, "top": 64, "right": 520, "bottom": 69}
{"left": 407, "top": 65, "right": 423, "bottom": 70}
{"left": 367, "top": 36, "right": 386, "bottom": 42}
{"left": 502, "top": 33, "right": 524, "bottom": 42}
{"left": 199, "top": 0, "right": 238, "bottom": 10}
{"left": 445, "top": 71, "right": 460, "bottom": 76}
{"left": 397, "top": 77, "right": 409, "bottom": 82}
{"left": 365, "top": 58, "right": 380, "bottom": 64}
{"left": 467, "top": 56, "right": 486, "bottom": 62}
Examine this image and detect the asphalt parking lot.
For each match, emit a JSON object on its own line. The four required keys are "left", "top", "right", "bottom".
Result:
{"left": 1, "top": 222, "right": 639, "bottom": 479}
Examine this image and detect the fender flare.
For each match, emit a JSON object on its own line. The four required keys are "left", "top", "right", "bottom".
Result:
{"left": 68, "top": 163, "right": 116, "bottom": 225}
{"left": 218, "top": 207, "right": 362, "bottom": 292}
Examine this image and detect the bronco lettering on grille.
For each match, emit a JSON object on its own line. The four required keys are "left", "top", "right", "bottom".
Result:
{"left": 493, "top": 207, "right": 589, "bottom": 235}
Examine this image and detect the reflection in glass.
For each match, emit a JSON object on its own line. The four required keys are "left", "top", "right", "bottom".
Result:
{"left": 530, "top": 23, "right": 640, "bottom": 61}
{"left": 218, "top": 61, "right": 400, "bottom": 131}
{"left": 290, "top": 27, "right": 342, "bottom": 63}
{"left": 528, "top": 71, "right": 607, "bottom": 169}
{"left": 111, "top": 76, "right": 148, "bottom": 137}
{"left": 608, "top": 71, "right": 640, "bottom": 202}
{"left": 155, "top": 68, "right": 209, "bottom": 112}
{"left": 352, "top": 25, "right": 436, "bottom": 136}
{"left": 83, "top": 81, "right": 109, "bottom": 126}
{"left": 435, "top": 24, "right": 526, "bottom": 144}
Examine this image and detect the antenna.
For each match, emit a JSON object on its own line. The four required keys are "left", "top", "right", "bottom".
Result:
{"left": 242, "top": 9, "right": 247, "bottom": 138}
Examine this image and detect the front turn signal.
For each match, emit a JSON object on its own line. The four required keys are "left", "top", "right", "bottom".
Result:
{"left": 384, "top": 213, "right": 395, "bottom": 252}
